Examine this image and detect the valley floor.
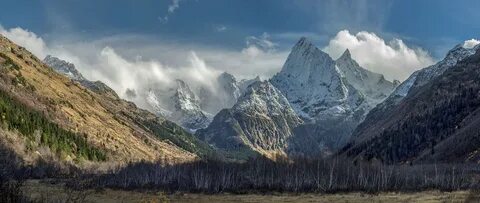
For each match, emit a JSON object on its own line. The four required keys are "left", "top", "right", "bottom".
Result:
{"left": 21, "top": 179, "right": 480, "bottom": 203}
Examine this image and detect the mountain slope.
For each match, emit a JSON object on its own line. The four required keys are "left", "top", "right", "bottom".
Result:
{"left": 43, "top": 55, "right": 119, "bottom": 99}
{"left": 45, "top": 55, "right": 217, "bottom": 160}
{"left": 351, "top": 43, "right": 480, "bottom": 144}
{"left": 0, "top": 35, "right": 213, "bottom": 164}
{"left": 270, "top": 37, "right": 397, "bottom": 152}
{"left": 340, "top": 49, "right": 480, "bottom": 163}
{"left": 196, "top": 81, "right": 302, "bottom": 159}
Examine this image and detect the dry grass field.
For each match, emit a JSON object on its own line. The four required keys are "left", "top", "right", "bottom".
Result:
{"left": 21, "top": 179, "right": 480, "bottom": 203}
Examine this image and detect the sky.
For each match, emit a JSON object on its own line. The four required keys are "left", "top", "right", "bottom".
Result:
{"left": 0, "top": 0, "right": 479, "bottom": 106}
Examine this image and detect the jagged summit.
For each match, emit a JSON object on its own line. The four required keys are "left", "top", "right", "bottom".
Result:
{"left": 270, "top": 37, "right": 397, "bottom": 152}
{"left": 272, "top": 37, "right": 360, "bottom": 120}
{"left": 282, "top": 37, "right": 335, "bottom": 78}
{"left": 335, "top": 48, "right": 397, "bottom": 103}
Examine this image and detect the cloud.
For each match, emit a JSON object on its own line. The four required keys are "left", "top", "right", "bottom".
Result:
{"left": 323, "top": 30, "right": 435, "bottom": 81}
{"left": 0, "top": 25, "right": 287, "bottom": 113}
{"left": 214, "top": 25, "right": 227, "bottom": 32}
{"left": 168, "top": 0, "right": 181, "bottom": 13}
{"left": 0, "top": 25, "right": 49, "bottom": 59}
{"left": 159, "top": 0, "right": 183, "bottom": 23}
{"left": 242, "top": 33, "right": 278, "bottom": 58}
{"left": 463, "top": 39, "right": 480, "bottom": 49}
{"left": 95, "top": 47, "right": 223, "bottom": 109}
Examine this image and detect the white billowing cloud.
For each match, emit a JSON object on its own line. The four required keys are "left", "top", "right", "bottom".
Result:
{"left": 323, "top": 30, "right": 435, "bottom": 81}
{"left": 95, "top": 47, "right": 222, "bottom": 108}
{"left": 463, "top": 39, "right": 480, "bottom": 49}
{"left": 0, "top": 26, "right": 49, "bottom": 59}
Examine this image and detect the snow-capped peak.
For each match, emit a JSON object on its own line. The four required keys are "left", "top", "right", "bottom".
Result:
{"left": 335, "top": 49, "right": 397, "bottom": 103}
{"left": 173, "top": 79, "right": 202, "bottom": 112}
{"left": 271, "top": 38, "right": 362, "bottom": 120}
{"left": 235, "top": 80, "right": 295, "bottom": 116}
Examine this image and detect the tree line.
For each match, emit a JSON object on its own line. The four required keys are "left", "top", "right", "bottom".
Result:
{"left": 76, "top": 156, "right": 480, "bottom": 193}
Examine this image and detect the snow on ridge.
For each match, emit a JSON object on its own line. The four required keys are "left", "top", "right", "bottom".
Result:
{"left": 463, "top": 39, "right": 480, "bottom": 49}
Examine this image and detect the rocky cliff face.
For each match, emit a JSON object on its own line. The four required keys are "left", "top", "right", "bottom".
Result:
{"left": 196, "top": 81, "right": 302, "bottom": 158}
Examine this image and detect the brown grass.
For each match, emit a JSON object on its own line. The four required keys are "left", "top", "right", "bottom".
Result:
{"left": 21, "top": 179, "right": 480, "bottom": 203}
{"left": 0, "top": 35, "right": 196, "bottom": 164}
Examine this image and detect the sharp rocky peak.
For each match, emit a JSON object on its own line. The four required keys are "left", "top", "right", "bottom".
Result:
{"left": 339, "top": 49, "right": 352, "bottom": 60}
{"left": 290, "top": 37, "right": 332, "bottom": 64}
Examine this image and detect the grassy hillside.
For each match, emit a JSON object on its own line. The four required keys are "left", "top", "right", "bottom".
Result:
{"left": 0, "top": 34, "right": 215, "bottom": 164}
{"left": 0, "top": 88, "right": 106, "bottom": 161}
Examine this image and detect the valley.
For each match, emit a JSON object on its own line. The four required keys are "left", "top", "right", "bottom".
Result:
{"left": 1, "top": 2, "right": 480, "bottom": 200}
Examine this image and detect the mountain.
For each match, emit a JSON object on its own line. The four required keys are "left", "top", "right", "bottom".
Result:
{"left": 146, "top": 79, "right": 212, "bottom": 131}
{"left": 351, "top": 43, "right": 480, "bottom": 145}
{"left": 146, "top": 72, "right": 260, "bottom": 131}
{"left": 340, "top": 47, "right": 480, "bottom": 163}
{"left": 196, "top": 81, "right": 303, "bottom": 159}
{"left": 336, "top": 49, "right": 400, "bottom": 104}
{"left": 270, "top": 37, "right": 397, "bottom": 152}
{"left": 198, "top": 72, "right": 261, "bottom": 115}
{"left": 0, "top": 35, "right": 214, "bottom": 165}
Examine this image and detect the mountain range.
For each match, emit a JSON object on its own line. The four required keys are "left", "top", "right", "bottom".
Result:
{"left": 3, "top": 32, "right": 480, "bottom": 165}
{"left": 145, "top": 72, "right": 260, "bottom": 132}
{"left": 199, "top": 37, "right": 398, "bottom": 157}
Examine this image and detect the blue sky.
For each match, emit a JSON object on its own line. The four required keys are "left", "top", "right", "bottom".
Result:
{"left": 0, "top": 0, "right": 479, "bottom": 102}
{"left": 1, "top": 0, "right": 479, "bottom": 56}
